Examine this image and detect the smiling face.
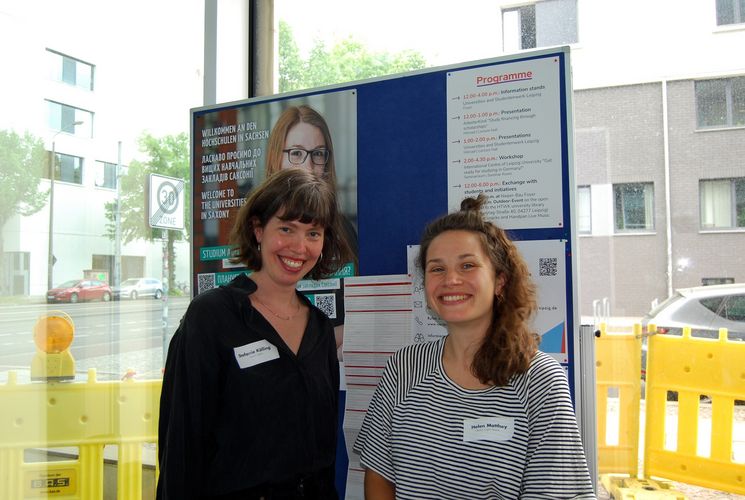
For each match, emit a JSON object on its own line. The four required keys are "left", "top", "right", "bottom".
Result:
{"left": 281, "top": 122, "right": 327, "bottom": 178}
{"left": 424, "top": 230, "right": 505, "bottom": 330}
{"left": 253, "top": 212, "right": 325, "bottom": 288}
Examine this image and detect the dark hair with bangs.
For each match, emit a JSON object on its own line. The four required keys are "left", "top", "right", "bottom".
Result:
{"left": 228, "top": 168, "right": 353, "bottom": 279}
{"left": 417, "top": 194, "right": 539, "bottom": 386}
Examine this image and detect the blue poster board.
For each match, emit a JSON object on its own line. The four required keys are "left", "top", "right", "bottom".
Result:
{"left": 191, "top": 46, "right": 578, "bottom": 498}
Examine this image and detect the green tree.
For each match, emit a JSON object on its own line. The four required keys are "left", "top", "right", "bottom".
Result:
{"left": 278, "top": 21, "right": 428, "bottom": 93}
{"left": 104, "top": 132, "right": 190, "bottom": 292}
{"left": 0, "top": 130, "right": 49, "bottom": 294}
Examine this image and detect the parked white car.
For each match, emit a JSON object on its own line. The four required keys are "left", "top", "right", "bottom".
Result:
{"left": 113, "top": 278, "right": 164, "bottom": 300}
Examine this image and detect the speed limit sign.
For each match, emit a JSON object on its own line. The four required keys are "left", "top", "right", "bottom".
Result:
{"left": 149, "top": 173, "right": 185, "bottom": 230}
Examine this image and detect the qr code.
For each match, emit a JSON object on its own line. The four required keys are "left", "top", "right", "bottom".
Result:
{"left": 314, "top": 293, "right": 337, "bottom": 319}
{"left": 539, "top": 257, "right": 558, "bottom": 277}
{"left": 197, "top": 273, "right": 216, "bottom": 294}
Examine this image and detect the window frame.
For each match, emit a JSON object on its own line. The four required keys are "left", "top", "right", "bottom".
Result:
{"left": 577, "top": 185, "right": 592, "bottom": 234}
{"left": 716, "top": 0, "right": 745, "bottom": 26}
{"left": 46, "top": 48, "right": 95, "bottom": 91}
{"left": 47, "top": 151, "right": 85, "bottom": 185}
{"left": 46, "top": 99, "right": 94, "bottom": 137}
{"left": 501, "top": 0, "right": 578, "bottom": 52}
{"left": 699, "top": 177, "right": 745, "bottom": 229}
{"left": 695, "top": 76, "right": 745, "bottom": 129}
{"left": 95, "top": 160, "right": 118, "bottom": 189}
{"left": 613, "top": 182, "right": 655, "bottom": 233}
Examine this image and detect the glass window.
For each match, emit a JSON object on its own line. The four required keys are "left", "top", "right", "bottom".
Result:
{"left": 700, "top": 296, "right": 725, "bottom": 313}
{"left": 95, "top": 161, "right": 117, "bottom": 189}
{"left": 721, "top": 295, "right": 745, "bottom": 321}
{"left": 716, "top": 0, "right": 745, "bottom": 25}
{"left": 45, "top": 151, "right": 84, "bottom": 185}
{"left": 577, "top": 185, "right": 591, "bottom": 234}
{"left": 614, "top": 183, "right": 654, "bottom": 232}
{"left": 46, "top": 100, "right": 94, "bottom": 137}
{"left": 700, "top": 178, "right": 745, "bottom": 228}
{"left": 502, "top": 0, "right": 577, "bottom": 52}
{"left": 695, "top": 76, "right": 745, "bottom": 128}
{"left": 47, "top": 49, "right": 94, "bottom": 90}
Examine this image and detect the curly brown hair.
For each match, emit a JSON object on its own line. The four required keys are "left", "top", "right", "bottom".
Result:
{"left": 228, "top": 168, "right": 353, "bottom": 280}
{"left": 417, "top": 194, "right": 538, "bottom": 386}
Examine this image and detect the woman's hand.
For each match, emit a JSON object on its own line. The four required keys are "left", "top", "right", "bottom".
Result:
{"left": 364, "top": 468, "right": 395, "bottom": 500}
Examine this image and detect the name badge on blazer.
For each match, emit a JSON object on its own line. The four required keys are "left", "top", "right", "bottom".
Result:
{"left": 463, "top": 417, "right": 515, "bottom": 442}
{"left": 233, "top": 340, "right": 279, "bottom": 369}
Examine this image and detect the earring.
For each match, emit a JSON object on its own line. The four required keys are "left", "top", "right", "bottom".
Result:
{"left": 318, "top": 252, "right": 323, "bottom": 261}
{"left": 258, "top": 243, "right": 261, "bottom": 253}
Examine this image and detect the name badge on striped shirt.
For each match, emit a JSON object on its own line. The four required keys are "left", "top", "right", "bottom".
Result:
{"left": 463, "top": 417, "right": 515, "bottom": 442}
{"left": 234, "top": 340, "right": 279, "bottom": 369}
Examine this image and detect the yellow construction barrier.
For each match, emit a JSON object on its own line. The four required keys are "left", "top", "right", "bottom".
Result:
{"left": 595, "top": 323, "right": 642, "bottom": 476}
{"left": 0, "top": 369, "right": 160, "bottom": 499}
{"left": 600, "top": 476, "right": 686, "bottom": 499}
{"left": 644, "top": 326, "right": 745, "bottom": 494}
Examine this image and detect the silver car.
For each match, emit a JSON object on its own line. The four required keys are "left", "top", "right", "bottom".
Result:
{"left": 640, "top": 283, "right": 745, "bottom": 384}
{"left": 641, "top": 283, "right": 745, "bottom": 340}
{"left": 115, "top": 278, "right": 164, "bottom": 300}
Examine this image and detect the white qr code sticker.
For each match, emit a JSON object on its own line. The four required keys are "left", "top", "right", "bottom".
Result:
{"left": 313, "top": 293, "right": 337, "bottom": 319}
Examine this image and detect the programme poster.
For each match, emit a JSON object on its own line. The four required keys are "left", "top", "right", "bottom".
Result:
{"left": 191, "top": 90, "right": 358, "bottom": 328}
{"left": 446, "top": 56, "right": 563, "bottom": 229}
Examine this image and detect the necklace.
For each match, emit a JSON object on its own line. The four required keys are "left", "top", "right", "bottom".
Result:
{"left": 253, "top": 295, "right": 300, "bottom": 321}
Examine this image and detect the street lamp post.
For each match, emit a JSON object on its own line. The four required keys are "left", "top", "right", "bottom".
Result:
{"left": 114, "top": 141, "right": 122, "bottom": 289}
{"left": 47, "top": 121, "right": 83, "bottom": 292}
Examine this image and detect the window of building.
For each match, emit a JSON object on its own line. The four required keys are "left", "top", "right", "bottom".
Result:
{"left": 716, "top": 0, "right": 745, "bottom": 26}
{"left": 502, "top": 0, "right": 578, "bottom": 52}
{"left": 695, "top": 76, "right": 745, "bottom": 128}
{"left": 46, "top": 152, "right": 84, "bottom": 185}
{"left": 700, "top": 178, "right": 745, "bottom": 228}
{"left": 95, "top": 161, "right": 118, "bottom": 189}
{"left": 701, "top": 277, "right": 735, "bottom": 286}
{"left": 46, "top": 100, "right": 94, "bottom": 137}
{"left": 614, "top": 183, "right": 654, "bottom": 232}
{"left": 46, "top": 49, "right": 94, "bottom": 90}
{"left": 577, "top": 185, "right": 591, "bottom": 234}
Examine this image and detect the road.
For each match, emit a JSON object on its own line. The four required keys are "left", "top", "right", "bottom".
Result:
{"left": 0, "top": 297, "right": 190, "bottom": 378}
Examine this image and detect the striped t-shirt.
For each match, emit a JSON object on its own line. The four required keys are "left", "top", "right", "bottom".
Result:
{"left": 354, "top": 338, "right": 596, "bottom": 499}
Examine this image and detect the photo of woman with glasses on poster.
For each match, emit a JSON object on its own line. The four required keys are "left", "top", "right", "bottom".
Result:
{"left": 262, "top": 100, "right": 358, "bottom": 361}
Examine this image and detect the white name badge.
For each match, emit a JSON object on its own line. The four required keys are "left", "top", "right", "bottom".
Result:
{"left": 463, "top": 417, "right": 515, "bottom": 442}
{"left": 233, "top": 340, "right": 279, "bottom": 369}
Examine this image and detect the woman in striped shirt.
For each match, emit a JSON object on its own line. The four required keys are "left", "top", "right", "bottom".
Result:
{"left": 355, "top": 194, "right": 595, "bottom": 499}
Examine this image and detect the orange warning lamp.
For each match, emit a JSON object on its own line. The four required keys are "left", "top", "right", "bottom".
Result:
{"left": 31, "top": 311, "right": 76, "bottom": 381}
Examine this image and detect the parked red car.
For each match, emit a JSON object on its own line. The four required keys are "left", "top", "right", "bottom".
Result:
{"left": 46, "top": 279, "right": 112, "bottom": 303}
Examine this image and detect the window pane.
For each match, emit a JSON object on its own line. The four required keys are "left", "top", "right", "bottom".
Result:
{"left": 700, "top": 179, "right": 733, "bottom": 228}
{"left": 95, "top": 161, "right": 117, "bottom": 189}
{"left": 57, "top": 153, "right": 83, "bottom": 184}
{"left": 732, "top": 76, "right": 745, "bottom": 126}
{"left": 577, "top": 186, "right": 591, "bottom": 233}
{"left": 536, "top": 0, "right": 578, "bottom": 47}
{"left": 700, "top": 296, "right": 725, "bottom": 313}
{"left": 502, "top": 9, "right": 521, "bottom": 53}
{"left": 62, "top": 56, "right": 76, "bottom": 85}
{"left": 520, "top": 5, "right": 537, "bottom": 49}
{"left": 736, "top": 178, "right": 745, "bottom": 227}
{"left": 696, "top": 79, "right": 728, "bottom": 128}
{"left": 717, "top": 0, "right": 735, "bottom": 24}
{"left": 615, "top": 183, "right": 653, "bottom": 231}
{"left": 722, "top": 295, "right": 745, "bottom": 321}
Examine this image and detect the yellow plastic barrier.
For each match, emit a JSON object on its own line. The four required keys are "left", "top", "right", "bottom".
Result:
{"left": 600, "top": 476, "right": 686, "bottom": 499}
{"left": 595, "top": 323, "right": 643, "bottom": 476}
{"left": 0, "top": 369, "right": 161, "bottom": 499}
{"left": 644, "top": 326, "right": 745, "bottom": 494}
